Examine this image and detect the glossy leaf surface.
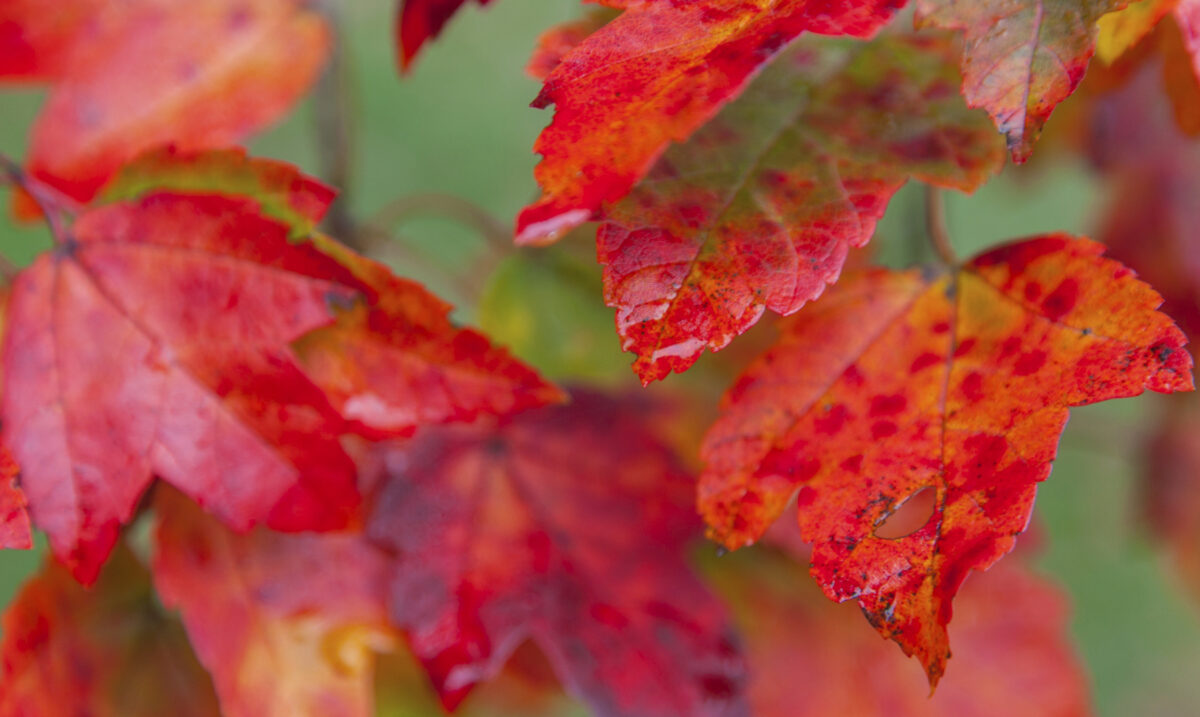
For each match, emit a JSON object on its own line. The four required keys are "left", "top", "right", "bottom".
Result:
{"left": 915, "top": 0, "right": 1126, "bottom": 161}
{"left": 366, "top": 391, "right": 748, "bottom": 716}
{"left": 154, "top": 490, "right": 394, "bottom": 717}
{"left": 700, "top": 235, "right": 1192, "bottom": 682}
{"left": 0, "top": 547, "right": 220, "bottom": 717}
{"left": 515, "top": 0, "right": 907, "bottom": 243}
{"left": 600, "top": 33, "right": 1003, "bottom": 383}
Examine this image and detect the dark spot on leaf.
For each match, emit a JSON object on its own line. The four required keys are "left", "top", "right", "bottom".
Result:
{"left": 1041, "top": 278, "right": 1079, "bottom": 321}
{"left": 1013, "top": 349, "right": 1047, "bottom": 376}
{"left": 871, "top": 421, "right": 898, "bottom": 439}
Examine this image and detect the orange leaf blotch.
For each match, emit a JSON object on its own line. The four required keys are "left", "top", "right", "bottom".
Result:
{"left": 0, "top": 546, "right": 221, "bottom": 717}
{"left": 515, "top": 0, "right": 907, "bottom": 243}
{"left": 17, "top": 0, "right": 329, "bottom": 208}
{"left": 915, "top": 0, "right": 1126, "bottom": 162}
{"left": 598, "top": 33, "right": 1003, "bottom": 383}
{"left": 365, "top": 390, "right": 748, "bottom": 716}
{"left": 699, "top": 234, "right": 1193, "bottom": 683}
{"left": 2, "top": 193, "right": 363, "bottom": 583}
{"left": 153, "top": 490, "right": 394, "bottom": 717}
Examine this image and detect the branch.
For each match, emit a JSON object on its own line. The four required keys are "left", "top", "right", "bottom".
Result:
{"left": 0, "top": 153, "right": 74, "bottom": 245}
{"left": 313, "top": 0, "right": 359, "bottom": 249}
{"left": 924, "top": 185, "right": 958, "bottom": 267}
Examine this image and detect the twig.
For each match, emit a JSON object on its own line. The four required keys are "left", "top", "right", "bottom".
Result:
{"left": 313, "top": 0, "right": 359, "bottom": 249}
{"left": 0, "top": 153, "right": 73, "bottom": 245}
{"left": 366, "top": 193, "right": 511, "bottom": 258}
{"left": 924, "top": 185, "right": 958, "bottom": 267}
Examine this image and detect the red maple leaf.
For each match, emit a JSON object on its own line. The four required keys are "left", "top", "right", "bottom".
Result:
{"left": 914, "top": 0, "right": 1127, "bottom": 161}
{"left": 153, "top": 488, "right": 394, "bottom": 717}
{"left": 366, "top": 390, "right": 748, "bottom": 715}
{"left": 3, "top": 149, "right": 561, "bottom": 583}
{"left": 707, "top": 549, "right": 1092, "bottom": 716}
{"left": 700, "top": 235, "right": 1192, "bottom": 682}
{"left": 0, "top": 546, "right": 221, "bottom": 717}
{"left": 598, "top": 32, "right": 1003, "bottom": 383}
{"left": 515, "top": 0, "right": 907, "bottom": 243}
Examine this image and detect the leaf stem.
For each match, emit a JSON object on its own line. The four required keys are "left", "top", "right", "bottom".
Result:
{"left": 924, "top": 185, "right": 958, "bottom": 267}
{"left": 0, "top": 152, "right": 74, "bottom": 246}
{"left": 313, "top": 0, "right": 360, "bottom": 249}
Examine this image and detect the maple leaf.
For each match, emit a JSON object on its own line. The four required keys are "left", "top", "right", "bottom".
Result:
{"left": 2, "top": 0, "right": 328, "bottom": 208}
{"left": 515, "top": 0, "right": 907, "bottom": 243}
{"left": 599, "top": 32, "right": 1003, "bottom": 384}
{"left": 395, "top": 0, "right": 493, "bottom": 70}
{"left": 2, "top": 190, "right": 367, "bottom": 583}
{"left": 0, "top": 546, "right": 221, "bottom": 717}
{"left": 699, "top": 235, "right": 1192, "bottom": 683}
{"left": 706, "top": 549, "right": 1091, "bottom": 717}
{"left": 102, "top": 147, "right": 566, "bottom": 434}
{"left": 1096, "top": 0, "right": 1178, "bottom": 63}
{"left": 153, "top": 488, "right": 395, "bottom": 717}
{"left": 365, "top": 390, "right": 748, "bottom": 716}
{"left": 914, "top": 0, "right": 1128, "bottom": 161}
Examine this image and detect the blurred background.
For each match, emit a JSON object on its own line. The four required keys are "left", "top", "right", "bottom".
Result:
{"left": 2, "top": 0, "right": 1199, "bottom": 714}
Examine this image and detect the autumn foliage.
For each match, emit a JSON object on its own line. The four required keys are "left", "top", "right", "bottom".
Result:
{"left": 1, "top": 0, "right": 1199, "bottom": 714}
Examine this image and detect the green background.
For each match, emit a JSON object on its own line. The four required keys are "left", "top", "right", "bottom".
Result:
{"left": 2, "top": 0, "right": 1199, "bottom": 714}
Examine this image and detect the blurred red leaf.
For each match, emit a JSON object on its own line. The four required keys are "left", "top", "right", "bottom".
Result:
{"left": 2, "top": 0, "right": 328, "bottom": 209}
{"left": 700, "top": 235, "right": 1192, "bottom": 683}
{"left": 2, "top": 150, "right": 562, "bottom": 584}
{"left": 0, "top": 546, "right": 221, "bottom": 717}
{"left": 598, "top": 32, "right": 1002, "bottom": 383}
{"left": 153, "top": 489, "right": 394, "bottom": 717}
{"left": 366, "top": 390, "right": 748, "bottom": 716}
{"left": 514, "top": 0, "right": 907, "bottom": 243}
{"left": 707, "top": 549, "right": 1091, "bottom": 717}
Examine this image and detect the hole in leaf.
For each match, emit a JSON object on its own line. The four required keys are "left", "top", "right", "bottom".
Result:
{"left": 873, "top": 487, "right": 936, "bottom": 539}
